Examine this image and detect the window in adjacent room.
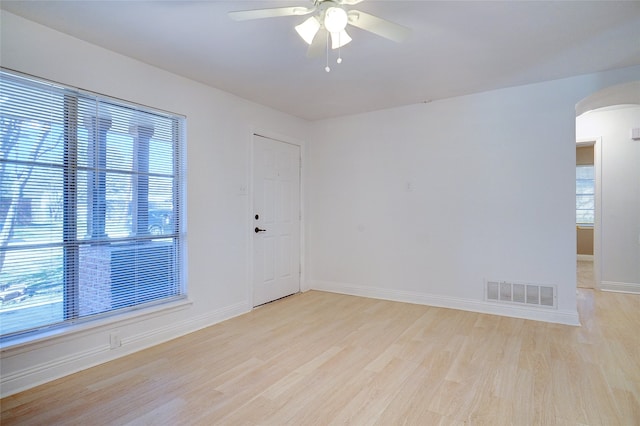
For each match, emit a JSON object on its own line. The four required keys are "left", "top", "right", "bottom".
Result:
{"left": 576, "top": 164, "right": 595, "bottom": 225}
{"left": 0, "top": 69, "right": 186, "bottom": 340}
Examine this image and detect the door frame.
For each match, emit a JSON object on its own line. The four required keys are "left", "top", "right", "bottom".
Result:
{"left": 248, "top": 129, "right": 305, "bottom": 308}
{"left": 576, "top": 137, "right": 602, "bottom": 289}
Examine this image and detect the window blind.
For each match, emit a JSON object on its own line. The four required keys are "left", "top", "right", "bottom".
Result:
{"left": 0, "top": 70, "right": 185, "bottom": 339}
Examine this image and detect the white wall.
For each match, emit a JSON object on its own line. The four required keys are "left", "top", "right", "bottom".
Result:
{"left": 577, "top": 105, "right": 640, "bottom": 291}
{"left": 305, "top": 66, "right": 640, "bottom": 325}
{"left": 0, "top": 12, "right": 309, "bottom": 397}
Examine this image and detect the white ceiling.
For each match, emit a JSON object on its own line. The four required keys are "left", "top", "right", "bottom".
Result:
{"left": 2, "top": 1, "right": 640, "bottom": 121}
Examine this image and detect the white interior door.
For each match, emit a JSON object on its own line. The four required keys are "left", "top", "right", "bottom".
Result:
{"left": 252, "top": 135, "right": 301, "bottom": 306}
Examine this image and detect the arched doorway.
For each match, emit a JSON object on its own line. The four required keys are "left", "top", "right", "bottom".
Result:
{"left": 575, "top": 81, "right": 640, "bottom": 293}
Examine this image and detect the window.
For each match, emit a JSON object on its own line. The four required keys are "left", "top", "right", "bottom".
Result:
{"left": 576, "top": 165, "right": 595, "bottom": 225}
{"left": 0, "top": 70, "right": 185, "bottom": 340}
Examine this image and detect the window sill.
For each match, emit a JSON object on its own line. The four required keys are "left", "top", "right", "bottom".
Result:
{"left": 576, "top": 224, "right": 594, "bottom": 230}
{"left": 0, "top": 298, "right": 193, "bottom": 354}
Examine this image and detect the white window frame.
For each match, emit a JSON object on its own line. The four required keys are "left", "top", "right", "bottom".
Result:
{"left": 0, "top": 69, "right": 187, "bottom": 343}
{"left": 576, "top": 164, "right": 595, "bottom": 226}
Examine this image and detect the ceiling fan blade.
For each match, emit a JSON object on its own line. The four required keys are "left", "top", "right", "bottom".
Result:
{"left": 307, "top": 28, "right": 328, "bottom": 58}
{"left": 340, "top": 0, "right": 365, "bottom": 5}
{"left": 229, "top": 6, "right": 313, "bottom": 21}
{"left": 347, "top": 10, "right": 411, "bottom": 43}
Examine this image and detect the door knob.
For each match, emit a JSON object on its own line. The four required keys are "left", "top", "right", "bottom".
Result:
{"left": 255, "top": 227, "right": 266, "bottom": 233}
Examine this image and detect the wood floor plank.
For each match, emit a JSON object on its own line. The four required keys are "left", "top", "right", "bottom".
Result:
{"left": 2, "top": 289, "right": 639, "bottom": 425}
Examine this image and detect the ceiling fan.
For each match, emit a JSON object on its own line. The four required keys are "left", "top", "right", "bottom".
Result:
{"left": 229, "top": 0, "right": 411, "bottom": 71}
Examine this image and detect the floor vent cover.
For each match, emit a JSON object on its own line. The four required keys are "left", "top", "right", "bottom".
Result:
{"left": 486, "top": 280, "right": 556, "bottom": 308}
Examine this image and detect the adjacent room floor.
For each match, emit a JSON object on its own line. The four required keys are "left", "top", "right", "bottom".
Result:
{"left": 577, "top": 260, "right": 595, "bottom": 289}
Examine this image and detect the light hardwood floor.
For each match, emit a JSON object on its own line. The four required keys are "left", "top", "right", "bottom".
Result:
{"left": 1, "top": 289, "right": 639, "bottom": 425}
{"left": 577, "top": 260, "right": 595, "bottom": 289}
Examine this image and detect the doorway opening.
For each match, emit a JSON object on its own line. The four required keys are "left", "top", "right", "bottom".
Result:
{"left": 576, "top": 140, "right": 596, "bottom": 289}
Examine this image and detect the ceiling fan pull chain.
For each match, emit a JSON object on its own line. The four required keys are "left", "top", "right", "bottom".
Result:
{"left": 337, "top": 32, "right": 343, "bottom": 64}
{"left": 325, "top": 30, "right": 331, "bottom": 72}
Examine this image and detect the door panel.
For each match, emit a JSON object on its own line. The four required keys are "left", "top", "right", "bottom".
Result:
{"left": 253, "top": 135, "right": 300, "bottom": 306}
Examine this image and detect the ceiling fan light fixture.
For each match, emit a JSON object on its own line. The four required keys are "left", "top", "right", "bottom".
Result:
{"left": 330, "top": 29, "right": 352, "bottom": 49}
{"left": 229, "top": 2, "right": 412, "bottom": 71}
{"left": 324, "top": 7, "right": 348, "bottom": 33}
{"left": 295, "top": 16, "right": 320, "bottom": 45}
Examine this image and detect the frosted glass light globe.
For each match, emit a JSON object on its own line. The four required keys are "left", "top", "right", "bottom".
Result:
{"left": 324, "top": 7, "right": 348, "bottom": 33}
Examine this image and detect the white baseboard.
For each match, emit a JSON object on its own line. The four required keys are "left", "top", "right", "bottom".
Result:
{"left": 600, "top": 281, "right": 640, "bottom": 294}
{"left": 309, "top": 280, "right": 580, "bottom": 326}
{"left": 0, "top": 301, "right": 249, "bottom": 398}
{"left": 577, "top": 254, "right": 594, "bottom": 262}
